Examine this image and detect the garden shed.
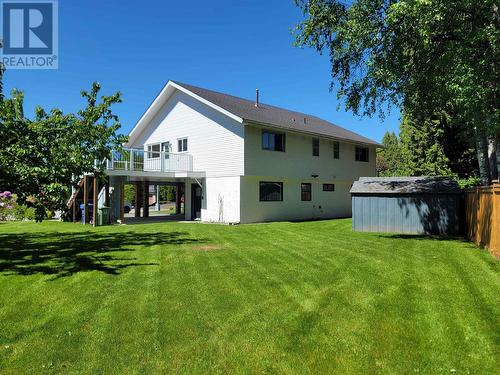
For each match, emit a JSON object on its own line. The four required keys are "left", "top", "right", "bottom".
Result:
{"left": 350, "top": 177, "right": 462, "bottom": 235}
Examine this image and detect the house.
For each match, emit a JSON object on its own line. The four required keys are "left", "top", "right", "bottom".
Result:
{"left": 350, "top": 176, "right": 462, "bottom": 234}
{"left": 102, "top": 81, "right": 381, "bottom": 224}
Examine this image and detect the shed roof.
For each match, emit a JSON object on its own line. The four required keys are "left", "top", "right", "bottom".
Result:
{"left": 350, "top": 177, "right": 461, "bottom": 195}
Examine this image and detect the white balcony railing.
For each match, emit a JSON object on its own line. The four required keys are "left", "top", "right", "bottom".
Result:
{"left": 106, "top": 148, "right": 193, "bottom": 173}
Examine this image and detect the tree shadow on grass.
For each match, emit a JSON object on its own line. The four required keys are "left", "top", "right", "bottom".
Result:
{"left": 0, "top": 230, "right": 204, "bottom": 278}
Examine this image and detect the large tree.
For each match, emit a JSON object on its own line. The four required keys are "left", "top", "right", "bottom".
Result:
{"left": 0, "top": 68, "right": 127, "bottom": 220}
{"left": 376, "top": 131, "right": 402, "bottom": 176}
{"left": 398, "top": 114, "right": 452, "bottom": 177}
{"left": 294, "top": 0, "right": 499, "bottom": 184}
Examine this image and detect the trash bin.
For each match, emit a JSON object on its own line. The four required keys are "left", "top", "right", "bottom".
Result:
{"left": 98, "top": 206, "right": 110, "bottom": 226}
{"left": 79, "top": 203, "right": 93, "bottom": 224}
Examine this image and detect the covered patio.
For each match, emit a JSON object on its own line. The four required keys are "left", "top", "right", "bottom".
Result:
{"left": 68, "top": 147, "right": 205, "bottom": 225}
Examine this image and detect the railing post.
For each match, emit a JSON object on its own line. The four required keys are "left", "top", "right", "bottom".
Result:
{"left": 161, "top": 151, "right": 165, "bottom": 172}
{"left": 130, "top": 150, "right": 134, "bottom": 171}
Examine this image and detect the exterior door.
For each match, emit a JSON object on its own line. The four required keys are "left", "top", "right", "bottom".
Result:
{"left": 191, "top": 184, "right": 202, "bottom": 220}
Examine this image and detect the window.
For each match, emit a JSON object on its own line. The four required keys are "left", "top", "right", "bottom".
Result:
{"left": 259, "top": 182, "right": 283, "bottom": 201}
{"left": 178, "top": 138, "right": 188, "bottom": 152}
{"left": 161, "top": 142, "right": 171, "bottom": 152}
{"left": 262, "top": 131, "right": 285, "bottom": 152}
{"left": 147, "top": 143, "right": 161, "bottom": 158}
{"left": 355, "top": 146, "right": 369, "bottom": 162}
{"left": 323, "top": 184, "right": 335, "bottom": 192}
{"left": 312, "top": 138, "right": 320, "bottom": 156}
{"left": 301, "top": 183, "right": 312, "bottom": 201}
{"left": 333, "top": 142, "right": 340, "bottom": 159}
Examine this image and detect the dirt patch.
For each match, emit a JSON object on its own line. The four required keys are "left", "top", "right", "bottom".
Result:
{"left": 193, "top": 244, "right": 224, "bottom": 251}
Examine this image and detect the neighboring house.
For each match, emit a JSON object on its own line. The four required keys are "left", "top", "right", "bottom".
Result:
{"left": 105, "top": 81, "right": 380, "bottom": 224}
{"left": 350, "top": 177, "right": 462, "bottom": 234}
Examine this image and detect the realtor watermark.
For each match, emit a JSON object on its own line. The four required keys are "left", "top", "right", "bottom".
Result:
{"left": 0, "top": 0, "right": 58, "bottom": 69}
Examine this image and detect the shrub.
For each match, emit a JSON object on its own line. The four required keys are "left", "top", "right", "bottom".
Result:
{"left": 13, "top": 204, "right": 37, "bottom": 221}
{"left": 0, "top": 191, "right": 16, "bottom": 220}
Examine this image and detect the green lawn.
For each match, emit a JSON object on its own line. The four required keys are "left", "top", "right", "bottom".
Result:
{"left": 0, "top": 219, "right": 498, "bottom": 374}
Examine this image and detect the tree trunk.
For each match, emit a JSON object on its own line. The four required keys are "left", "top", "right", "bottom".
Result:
{"left": 488, "top": 136, "right": 498, "bottom": 181}
{"left": 476, "top": 134, "right": 491, "bottom": 185}
{"left": 495, "top": 132, "right": 500, "bottom": 182}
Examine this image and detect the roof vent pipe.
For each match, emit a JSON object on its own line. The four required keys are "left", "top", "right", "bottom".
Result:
{"left": 255, "top": 89, "right": 259, "bottom": 107}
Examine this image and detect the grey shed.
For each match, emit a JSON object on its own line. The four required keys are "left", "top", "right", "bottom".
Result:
{"left": 350, "top": 177, "right": 462, "bottom": 235}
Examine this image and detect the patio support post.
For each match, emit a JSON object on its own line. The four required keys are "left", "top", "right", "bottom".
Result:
{"left": 175, "top": 182, "right": 182, "bottom": 214}
{"left": 135, "top": 182, "right": 141, "bottom": 218}
{"left": 105, "top": 178, "right": 110, "bottom": 207}
{"left": 93, "top": 175, "right": 98, "bottom": 227}
{"left": 83, "top": 175, "right": 88, "bottom": 225}
{"left": 156, "top": 185, "right": 160, "bottom": 211}
{"left": 119, "top": 180, "right": 125, "bottom": 223}
{"left": 143, "top": 181, "right": 149, "bottom": 218}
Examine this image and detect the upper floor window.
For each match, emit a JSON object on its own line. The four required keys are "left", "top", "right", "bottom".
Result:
{"left": 355, "top": 146, "right": 369, "bottom": 162}
{"left": 323, "top": 183, "right": 335, "bottom": 192}
{"left": 312, "top": 138, "right": 320, "bottom": 156}
{"left": 301, "top": 183, "right": 312, "bottom": 201}
{"left": 333, "top": 142, "right": 340, "bottom": 159}
{"left": 259, "top": 181, "right": 283, "bottom": 201}
{"left": 147, "top": 143, "right": 161, "bottom": 158}
{"left": 178, "top": 138, "right": 188, "bottom": 153}
{"left": 262, "top": 131, "right": 285, "bottom": 152}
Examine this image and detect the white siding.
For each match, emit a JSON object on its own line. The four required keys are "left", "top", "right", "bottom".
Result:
{"left": 130, "top": 90, "right": 244, "bottom": 177}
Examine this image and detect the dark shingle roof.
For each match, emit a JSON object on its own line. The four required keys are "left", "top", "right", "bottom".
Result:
{"left": 350, "top": 177, "right": 461, "bottom": 194}
{"left": 173, "top": 81, "right": 381, "bottom": 147}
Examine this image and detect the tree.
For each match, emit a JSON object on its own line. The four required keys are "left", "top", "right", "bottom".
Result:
{"left": 159, "top": 186, "right": 175, "bottom": 202}
{"left": 294, "top": 0, "right": 499, "bottom": 184}
{"left": 398, "top": 115, "right": 452, "bottom": 177}
{"left": 376, "top": 131, "right": 402, "bottom": 176}
{"left": 0, "top": 68, "right": 127, "bottom": 221}
{"left": 124, "top": 184, "right": 135, "bottom": 204}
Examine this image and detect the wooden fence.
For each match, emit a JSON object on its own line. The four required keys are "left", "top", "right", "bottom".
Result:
{"left": 465, "top": 184, "right": 500, "bottom": 257}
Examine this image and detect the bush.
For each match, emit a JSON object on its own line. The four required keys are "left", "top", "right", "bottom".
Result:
{"left": 0, "top": 191, "right": 16, "bottom": 220}
{"left": 13, "top": 204, "right": 36, "bottom": 221}
{"left": 456, "top": 176, "right": 482, "bottom": 189}
{"left": 0, "top": 191, "right": 41, "bottom": 221}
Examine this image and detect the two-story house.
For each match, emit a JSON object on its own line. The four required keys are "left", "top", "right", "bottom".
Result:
{"left": 104, "top": 81, "right": 380, "bottom": 224}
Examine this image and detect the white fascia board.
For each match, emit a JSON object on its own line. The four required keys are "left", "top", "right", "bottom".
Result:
{"left": 127, "top": 81, "right": 244, "bottom": 146}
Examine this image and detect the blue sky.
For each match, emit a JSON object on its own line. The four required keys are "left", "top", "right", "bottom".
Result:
{"left": 3, "top": 0, "right": 400, "bottom": 141}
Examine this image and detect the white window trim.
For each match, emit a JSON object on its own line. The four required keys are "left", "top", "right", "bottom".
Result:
{"left": 177, "top": 137, "right": 188, "bottom": 153}
{"left": 146, "top": 143, "right": 161, "bottom": 159}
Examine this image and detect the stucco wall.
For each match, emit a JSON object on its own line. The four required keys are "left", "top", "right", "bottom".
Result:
{"left": 240, "top": 176, "right": 353, "bottom": 223}
{"left": 244, "top": 124, "right": 377, "bottom": 180}
{"left": 200, "top": 176, "right": 241, "bottom": 223}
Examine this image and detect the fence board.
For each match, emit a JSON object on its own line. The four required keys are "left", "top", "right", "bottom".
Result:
{"left": 465, "top": 184, "right": 500, "bottom": 257}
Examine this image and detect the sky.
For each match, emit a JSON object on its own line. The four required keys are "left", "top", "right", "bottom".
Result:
{"left": 3, "top": 0, "right": 401, "bottom": 142}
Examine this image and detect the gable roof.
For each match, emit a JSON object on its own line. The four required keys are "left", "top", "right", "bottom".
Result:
{"left": 350, "top": 177, "right": 462, "bottom": 195}
{"left": 127, "top": 80, "right": 382, "bottom": 147}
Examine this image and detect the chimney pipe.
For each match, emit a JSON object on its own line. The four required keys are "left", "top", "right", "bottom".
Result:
{"left": 255, "top": 89, "right": 259, "bottom": 107}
